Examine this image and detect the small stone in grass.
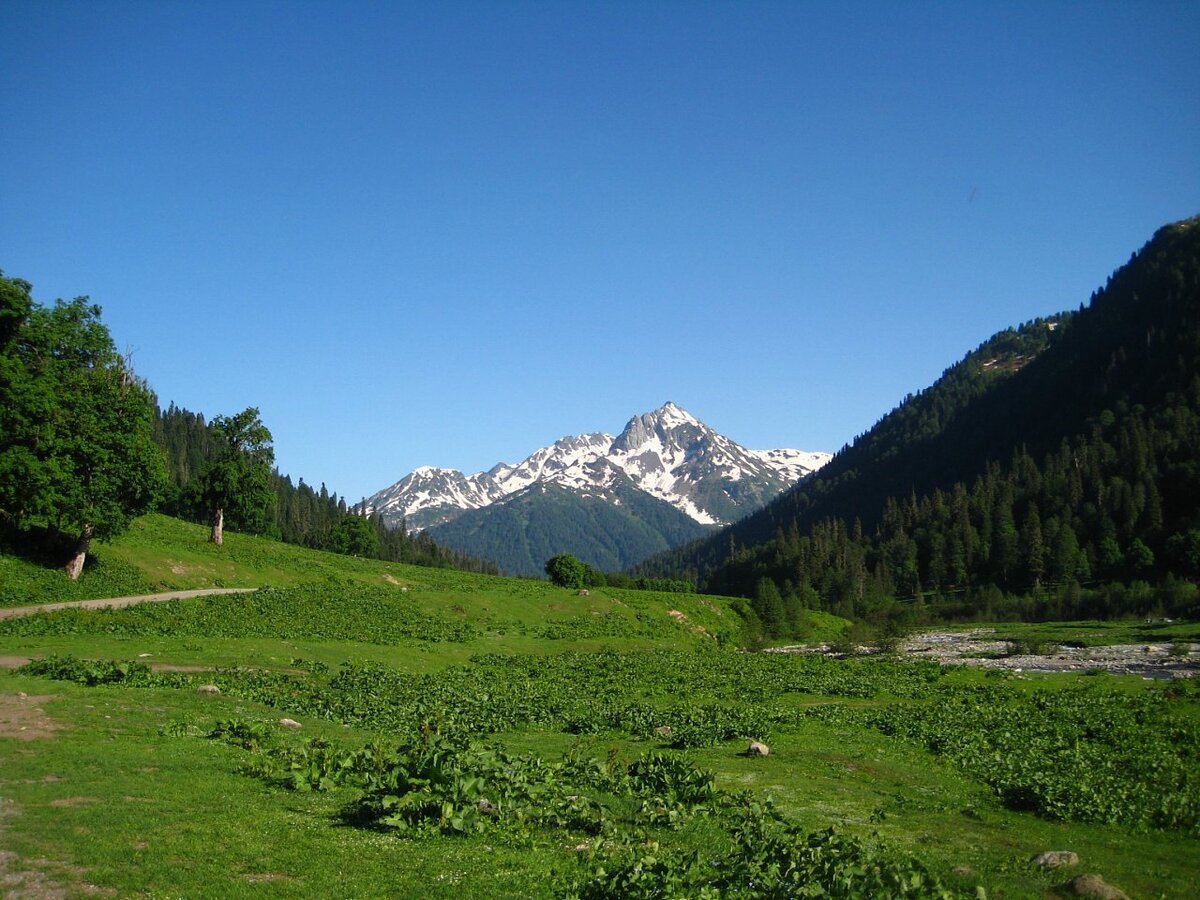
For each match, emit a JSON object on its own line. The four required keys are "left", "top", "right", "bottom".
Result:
{"left": 1033, "top": 850, "right": 1080, "bottom": 870}
{"left": 1060, "top": 874, "right": 1129, "bottom": 899}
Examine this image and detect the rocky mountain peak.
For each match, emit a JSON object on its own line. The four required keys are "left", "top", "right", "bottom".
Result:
{"left": 612, "top": 402, "right": 706, "bottom": 454}
{"left": 365, "top": 403, "right": 831, "bottom": 530}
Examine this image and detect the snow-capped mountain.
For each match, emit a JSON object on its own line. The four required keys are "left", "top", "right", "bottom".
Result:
{"left": 604, "top": 403, "right": 829, "bottom": 525}
{"left": 366, "top": 402, "right": 830, "bottom": 531}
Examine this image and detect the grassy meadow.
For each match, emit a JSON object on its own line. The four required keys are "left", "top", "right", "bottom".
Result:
{"left": 1, "top": 515, "right": 1198, "bottom": 897}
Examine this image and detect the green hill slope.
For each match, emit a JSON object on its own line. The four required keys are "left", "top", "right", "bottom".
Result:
{"left": 0, "top": 512, "right": 764, "bottom": 665}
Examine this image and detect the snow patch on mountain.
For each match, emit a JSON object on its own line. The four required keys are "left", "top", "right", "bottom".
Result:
{"left": 365, "top": 402, "right": 831, "bottom": 529}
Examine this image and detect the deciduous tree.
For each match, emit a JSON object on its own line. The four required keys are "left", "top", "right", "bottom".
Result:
{"left": 331, "top": 513, "right": 380, "bottom": 557}
{"left": 196, "top": 407, "right": 275, "bottom": 545}
{"left": 0, "top": 276, "right": 166, "bottom": 578}
{"left": 545, "top": 552, "right": 587, "bottom": 588}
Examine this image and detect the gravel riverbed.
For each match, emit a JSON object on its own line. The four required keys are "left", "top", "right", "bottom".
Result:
{"left": 769, "top": 628, "right": 1200, "bottom": 678}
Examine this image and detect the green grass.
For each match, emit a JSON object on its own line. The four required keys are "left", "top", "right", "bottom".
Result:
{"left": 761, "top": 607, "right": 853, "bottom": 646}
{"left": 692, "top": 722, "right": 1195, "bottom": 899}
{"left": 2, "top": 514, "right": 1198, "bottom": 897}
{"left": 6, "top": 660, "right": 1195, "bottom": 898}
{"left": 2, "top": 512, "right": 545, "bottom": 603}
{"left": 0, "top": 675, "right": 566, "bottom": 898}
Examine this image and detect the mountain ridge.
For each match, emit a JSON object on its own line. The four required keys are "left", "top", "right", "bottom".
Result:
{"left": 365, "top": 402, "right": 830, "bottom": 532}
{"left": 635, "top": 215, "right": 1200, "bottom": 623}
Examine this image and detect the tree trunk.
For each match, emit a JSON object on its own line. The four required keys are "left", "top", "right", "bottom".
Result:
{"left": 63, "top": 523, "right": 94, "bottom": 580}
{"left": 210, "top": 507, "right": 224, "bottom": 545}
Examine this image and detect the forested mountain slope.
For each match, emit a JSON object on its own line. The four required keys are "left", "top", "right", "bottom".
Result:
{"left": 371, "top": 401, "right": 826, "bottom": 577}
{"left": 428, "top": 479, "right": 713, "bottom": 577}
{"left": 636, "top": 217, "right": 1200, "bottom": 623}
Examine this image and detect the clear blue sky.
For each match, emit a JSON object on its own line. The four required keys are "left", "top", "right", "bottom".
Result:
{"left": 3, "top": 1, "right": 1198, "bottom": 502}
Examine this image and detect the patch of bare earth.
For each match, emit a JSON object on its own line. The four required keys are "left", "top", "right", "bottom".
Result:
{"left": 0, "top": 588, "right": 252, "bottom": 622}
{"left": 667, "top": 610, "right": 716, "bottom": 640}
{"left": 0, "top": 853, "right": 114, "bottom": 898}
{"left": 147, "top": 663, "right": 214, "bottom": 673}
{"left": 0, "top": 656, "right": 298, "bottom": 676}
{"left": 0, "top": 798, "right": 114, "bottom": 898}
{"left": 0, "top": 695, "right": 61, "bottom": 742}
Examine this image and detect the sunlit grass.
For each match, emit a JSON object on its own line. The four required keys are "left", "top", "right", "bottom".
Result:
{"left": 2, "top": 514, "right": 1196, "bottom": 898}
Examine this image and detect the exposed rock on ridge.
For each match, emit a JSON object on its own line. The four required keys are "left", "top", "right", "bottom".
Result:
{"left": 366, "top": 402, "right": 830, "bottom": 530}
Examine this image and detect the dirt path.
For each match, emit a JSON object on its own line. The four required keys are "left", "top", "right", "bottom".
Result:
{"left": 0, "top": 655, "right": 250, "bottom": 673}
{"left": 0, "top": 587, "right": 255, "bottom": 621}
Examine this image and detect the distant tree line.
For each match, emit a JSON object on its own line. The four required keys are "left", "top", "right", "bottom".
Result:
{"left": 154, "top": 403, "right": 497, "bottom": 573}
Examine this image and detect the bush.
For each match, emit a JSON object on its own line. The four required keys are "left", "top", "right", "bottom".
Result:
{"left": 545, "top": 553, "right": 587, "bottom": 589}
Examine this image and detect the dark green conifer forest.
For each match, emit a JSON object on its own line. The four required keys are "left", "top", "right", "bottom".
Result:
{"left": 152, "top": 403, "right": 496, "bottom": 574}
{"left": 637, "top": 217, "right": 1200, "bottom": 632}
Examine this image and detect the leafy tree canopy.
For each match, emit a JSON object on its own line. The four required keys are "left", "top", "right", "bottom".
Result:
{"left": 196, "top": 407, "right": 275, "bottom": 544}
{"left": 330, "top": 514, "right": 381, "bottom": 557}
{"left": 545, "top": 552, "right": 587, "bottom": 588}
{"left": 0, "top": 274, "right": 165, "bottom": 576}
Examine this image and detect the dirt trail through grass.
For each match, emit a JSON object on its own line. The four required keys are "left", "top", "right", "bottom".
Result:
{"left": 0, "top": 588, "right": 254, "bottom": 621}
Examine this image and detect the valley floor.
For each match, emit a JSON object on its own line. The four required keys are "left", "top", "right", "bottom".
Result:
{"left": 1, "top": 520, "right": 1197, "bottom": 897}
{"left": 2, "top": 635, "right": 1198, "bottom": 897}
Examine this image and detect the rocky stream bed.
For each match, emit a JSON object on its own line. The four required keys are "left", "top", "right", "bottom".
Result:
{"left": 771, "top": 628, "right": 1200, "bottom": 679}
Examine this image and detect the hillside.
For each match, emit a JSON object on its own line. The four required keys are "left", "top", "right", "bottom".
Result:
{"left": 428, "top": 480, "right": 713, "bottom": 577}
{"left": 0, "top": 512, "right": 758, "bottom": 656}
{"left": 637, "top": 216, "right": 1200, "bottom": 622}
